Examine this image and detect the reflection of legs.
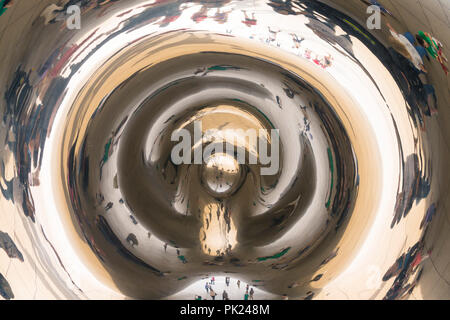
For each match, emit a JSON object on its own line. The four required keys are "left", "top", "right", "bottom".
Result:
{"left": 243, "top": 10, "right": 249, "bottom": 20}
{"left": 99, "top": 160, "right": 104, "bottom": 179}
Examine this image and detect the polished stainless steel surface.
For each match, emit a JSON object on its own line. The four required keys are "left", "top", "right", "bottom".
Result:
{"left": 0, "top": 0, "right": 449, "bottom": 300}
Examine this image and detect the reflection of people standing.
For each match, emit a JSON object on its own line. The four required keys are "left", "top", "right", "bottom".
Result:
{"left": 249, "top": 288, "right": 254, "bottom": 300}
{"left": 210, "top": 289, "right": 217, "bottom": 300}
{"left": 205, "top": 282, "right": 209, "bottom": 293}
{"left": 213, "top": 8, "right": 230, "bottom": 24}
{"left": 242, "top": 10, "right": 257, "bottom": 27}
{"left": 244, "top": 291, "right": 249, "bottom": 300}
{"left": 191, "top": 6, "right": 208, "bottom": 23}
{"left": 222, "top": 290, "right": 228, "bottom": 300}
{"left": 237, "top": 280, "right": 240, "bottom": 288}
{"left": 225, "top": 277, "right": 230, "bottom": 286}
{"left": 99, "top": 133, "right": 114, "bottom": 179}
{"left": 211, "top": 276, "right": 215, "bottom": 285}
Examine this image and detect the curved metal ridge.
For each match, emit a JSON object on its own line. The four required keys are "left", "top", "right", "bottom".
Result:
{"left": 0, "top": 0, "right": 449, "bottom": 300}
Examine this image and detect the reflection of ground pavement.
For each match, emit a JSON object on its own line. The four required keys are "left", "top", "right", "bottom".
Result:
{"left": 166, "top": 276, "right": 280, "bottom": 300}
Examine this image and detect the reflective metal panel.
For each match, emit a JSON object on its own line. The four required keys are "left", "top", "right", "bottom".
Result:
{"left": 0, "top": 0, "right": 449, "bottom": 300}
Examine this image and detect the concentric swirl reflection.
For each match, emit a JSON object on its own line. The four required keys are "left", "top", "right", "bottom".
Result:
{"left": 61, "top": 36, "right": 358, "bottom": 298}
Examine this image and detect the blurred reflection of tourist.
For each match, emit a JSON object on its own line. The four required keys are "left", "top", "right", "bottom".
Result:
{"left": 242, "top": 10, "right": 257, "bottom": 27}
{"left": 209, "top": 288, "right": 217, "bottom": 300}
{"left": 387, "top": 23, "right": 426, "bottom": 73}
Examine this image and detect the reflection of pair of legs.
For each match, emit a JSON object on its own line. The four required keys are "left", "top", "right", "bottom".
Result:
{"left": 421, "top": 84, "right": 437, "bottom": 114}
{"left": 243, "top": 10, "right": 254, "bottom": 21}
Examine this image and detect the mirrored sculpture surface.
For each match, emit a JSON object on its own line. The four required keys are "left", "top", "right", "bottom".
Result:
{"left": 0, "top": 0, "right": 449, "bottom": 300}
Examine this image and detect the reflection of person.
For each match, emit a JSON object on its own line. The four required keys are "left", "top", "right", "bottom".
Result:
{"left": 433, "top": 38, "right": 448, "bottom": 63}
{"left": 177, "top": 253, "right": 187, "bottom": 264}
{"left": 420, "top": 203, "right": 437, "bottom": 229}
{"left": 387, "top": 23, "right": 426, "bottom": 73}
{"left": 0, "top": 273, "right": 14, "bottom": 300}
{"left": 417, "top": 32, "right": 449, "bottom": 75}
{"left": 383, "top": 254, "right": 405, "bottom": 281}
{"left": 417, "top": 31, "right": 438, "bottom": 59}
{"left": 191, "top": 6, "right": 208, "bottom": 23}
{"left": 40, "top": 3, "right": 64, "bottom": 25}
{"left": 213, "top": 8, "right": 230, "bottom": 24}
{"left": 126, "top": 233, "right": 138, "bottom": 247}
{"left": 99, "top": 133, "right": 115, "bottom": 179}
{"left": 291, "top": 33, "right": 304, "bottom": 49}
{"left": 209, "top": 289, "right": 217, "bottom": 300}
{"left": 382, "top": 241, "right": 424, "bottom": 299}
{"left": 267, "top": 0, "right": 299, "bottom": 15}
{"left": 0, "top": 0, "right": 13, "bottom": 16}
{"left": 0, "top": 231, "right": 24, "bottom": 261}
{"left": 242, "top": 10, "right": 257, "bottom": 27}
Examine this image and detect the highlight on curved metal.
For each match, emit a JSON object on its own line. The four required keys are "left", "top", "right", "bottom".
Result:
{"left": 0, "top": 0, "right": 449, "bottom": 300}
